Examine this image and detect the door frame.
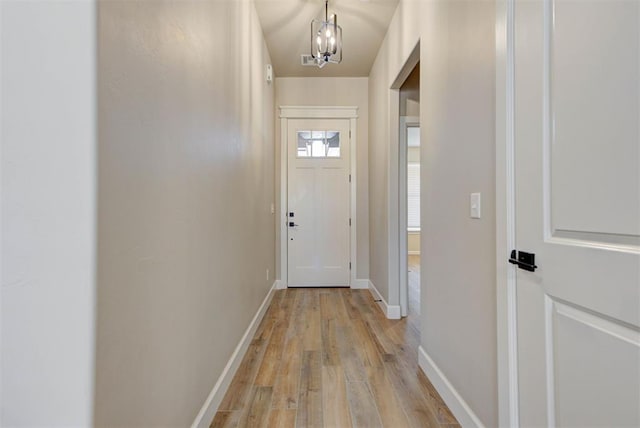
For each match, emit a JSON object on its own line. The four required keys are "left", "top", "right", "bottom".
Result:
{"left": 496, "top": 0, "right": 519, "bottom": 426}
{"left": 387, "top": 41, "right": 420, "bottom": 319}
{"left": 399, "top": 116, "right": 420, "bottom": 317}
{"left": 279, "top": 106, "right": 358, "bottom": 288}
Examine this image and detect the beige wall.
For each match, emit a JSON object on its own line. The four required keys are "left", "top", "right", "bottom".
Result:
{"left": 96, "top": 1, "right": 275, "bottom": 425}
{"left": 368, "top": 68, "right": 390, "bottom": 301}
{"left": 275, "top": 77, "right": 369, "bottom": 279}
{"left": 369, "top": 0, "right": 498, "bottom": 426}
{"left": 408, "top": 146, "right": 420, "bottom": 162}
{"left": 400, "top": 63, "right": 420, "bottom": 117}
{"left": 408, "top": 231, "right": 420, "bottom": 254}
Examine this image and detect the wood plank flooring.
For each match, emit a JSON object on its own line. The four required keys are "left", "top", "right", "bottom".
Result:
{"left": 408, "top": 255, "right": 421, "bottom": 320}
{"left": 211, "top": 287, "right": 459, "bottom": 428}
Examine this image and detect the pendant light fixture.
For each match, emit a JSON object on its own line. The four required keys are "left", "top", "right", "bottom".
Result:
{"left": 310, "top": 0, "right": 342, "bottom": 68}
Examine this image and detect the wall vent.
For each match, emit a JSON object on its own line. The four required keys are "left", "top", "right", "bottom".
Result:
{"left": 300, "top": 54, "right": 316, "bottom": 66}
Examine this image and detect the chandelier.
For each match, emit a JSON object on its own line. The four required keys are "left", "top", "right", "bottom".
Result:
{"left": 310, "top": 0, "right": 343, "bottom": 68}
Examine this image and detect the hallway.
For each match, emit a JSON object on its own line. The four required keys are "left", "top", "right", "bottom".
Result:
{"left": 4, "top": 0, "right": 638, "bottom": 425}
{"left": 212, "top": 288, "right": 458, "bottom": 427}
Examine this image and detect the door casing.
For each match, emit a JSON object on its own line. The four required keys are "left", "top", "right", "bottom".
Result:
{"left": 496, "top": 0, "right": 519, "bottom": 425}
{"left": 278, "top": 106, "right": 358, "bottom": 288}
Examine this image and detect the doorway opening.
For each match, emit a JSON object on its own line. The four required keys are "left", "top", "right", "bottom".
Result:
{"left": 397, "top": 63, "right": 420, "bottom": 321}
{"left": 387, "top": 42, "right": 420, "bottom": 320}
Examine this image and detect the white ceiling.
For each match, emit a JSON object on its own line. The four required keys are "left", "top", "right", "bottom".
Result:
{"left": 254, "top": 0, "right": 399, "bottom": 77}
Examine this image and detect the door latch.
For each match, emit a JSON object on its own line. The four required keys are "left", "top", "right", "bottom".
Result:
{"left": 509, "top": 250, "right": 537, "bottom": 272}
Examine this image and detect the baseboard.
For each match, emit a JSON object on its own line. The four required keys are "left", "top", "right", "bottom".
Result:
{"left": 274, "top": 279, "right": 285, "bottom": 289}
{"left": 351, "top": 278, "right": 370, "bottom": 289}
{"left": 387, "top": 303, "right": 401, "bottom": 319}
{"left": 191, "top": 282, "right": 277, "bottom": 428}
{"left": 408, "top": 250, "right": 421, "bottom": 256}
{"left": 418, "top": 346, "right": 485, "bottom": 428}
{"left": 368, "top": 280, "right": 401, "bottom": 320}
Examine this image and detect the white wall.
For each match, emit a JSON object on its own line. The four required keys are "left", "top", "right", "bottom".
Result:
{"left": 1, "top": 1, "right": 97, "bottom": 425}
{"left": 369, "top": 0, "right": 498, "bottom": 426}
{"left": 275, "top": 77, "right": 369, "bottom": 280}
{"left": 95, "top": 0, "right": 275, "bottom": 425}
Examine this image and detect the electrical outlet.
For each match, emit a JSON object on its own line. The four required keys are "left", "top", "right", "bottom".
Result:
{"left": 270, "top": 203, "right": 275, "bottom": 214}
{"left": 266, "top": 269, "right": 270, "bottom": 281}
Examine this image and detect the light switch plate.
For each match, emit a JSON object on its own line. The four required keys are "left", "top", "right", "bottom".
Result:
{"left": 470, "top": 193, "right": 481, "bottom": 219}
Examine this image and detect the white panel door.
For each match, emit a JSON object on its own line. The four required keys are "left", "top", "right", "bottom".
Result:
{"left": 514, "top": 0, "right": 640, "bottom": 426}
{"left": 287, "top": 119, "right": 350, "bottom": 287}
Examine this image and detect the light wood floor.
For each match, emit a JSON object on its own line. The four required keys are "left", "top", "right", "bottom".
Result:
{"left": 211, "top": 285, "right": 459, "bottom": 428}
{"left": 408, "top": 255, "right": 421, "bottom": 321}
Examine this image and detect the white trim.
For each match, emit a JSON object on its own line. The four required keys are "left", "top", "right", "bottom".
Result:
{"left": 191, "top": 282, "right": 277, "bottom": 428}
{"left": 349, "top": 117, "right": 358, "bottom": 287}
{"left": 388, "top": 92, "right": 400, "bottom": 311}
{"left": 542, "top": 0, "right": 552, "bottom": 244}
{"left": 496, "top": 0, "right": 520, "bottom": 426}
{"left": 351, "top": 279, "right": 370, "bottom": 290}
{"left": 387, "top": 303, "right": 401, "bottom": 319}
{"left": 399, "top": 116, "right": 420, "bottom": 318}
{"left": 279, "top": 106, "right": 359, "bottom": 288}
{"left": 418, "top": 346, "right": 486, "bottom": 428}
{"left": 408, "top": 251, "right": 421, "bottom": 256}
{"left": 274, "top": 280, "right": 285, "bottom": 290}
{"left": 368, "top": 279, "right": 385, "bottom": 311}
{"left": 279, "top": 115, "right": 288, "bottom": 288}
{"left": 368, "top": 280, "right": 401, "bottom": 320}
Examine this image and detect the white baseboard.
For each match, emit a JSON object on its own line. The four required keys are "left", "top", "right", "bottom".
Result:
{"left": 368, "top": 280, "right": 401, "bottom": 320}
{"left": 408, "top": 250, "right": 421, "bottom": 256}
{"left": 387, "top": 303, "right": 401, "bottom": 319}
{"left": 274, "top": 279, "right": 285, "bottom": 289}
{"left": 351, "top": 278, "right": 370, "bottom": 289}
{"left": 418, "top": 346, "right": 485, "bottom": 428}
{"left": 191, "top": 282, "right": 277, "bottom": 428}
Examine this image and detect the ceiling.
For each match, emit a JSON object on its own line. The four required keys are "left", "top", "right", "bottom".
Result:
{"left": 254, "top": 0, "right": 400, "bottom": 77}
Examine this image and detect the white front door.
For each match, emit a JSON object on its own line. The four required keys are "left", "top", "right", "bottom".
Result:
{"left": 287, "top": 118, "right": 351, "bottom": 287}
{"left": 514, "top": 0, "right": 640, "bottom": 426}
